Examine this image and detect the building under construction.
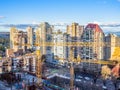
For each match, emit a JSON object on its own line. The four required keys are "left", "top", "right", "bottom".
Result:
{"left": 1, "top": 22, "right": 120, "bottom": 90}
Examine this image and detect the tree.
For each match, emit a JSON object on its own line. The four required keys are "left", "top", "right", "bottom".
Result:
{"left": 0, "top": 45, "right": 5, "bottom": 52}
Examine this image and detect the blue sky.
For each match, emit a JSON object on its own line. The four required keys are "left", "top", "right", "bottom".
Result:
{"left": 0, "top": 0, "right": 120, "bottom": 24}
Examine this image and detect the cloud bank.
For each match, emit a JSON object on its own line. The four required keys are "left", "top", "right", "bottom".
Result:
{"left": 0, "top": 16, "right": 5, "bottom": 19}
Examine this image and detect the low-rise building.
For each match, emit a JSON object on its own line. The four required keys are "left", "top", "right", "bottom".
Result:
{"left": 0, "top": 57, "right": 12, "bottom": 73}
{"left": 11, "top": 53, "right": 36, "bottom": 73}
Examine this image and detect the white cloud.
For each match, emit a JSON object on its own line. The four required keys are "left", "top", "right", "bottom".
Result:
{"left": 101, "top": 25, "right": 120, "bottom": 32}
{"left": 0, "top": 16, "right": 5, "bottom": 19}
{"left": 88, "top": 21, "right": 120, "bottom": 32}
{"left": 90, "top": 21, "right": 120, "bottom": 25}
{"left": 0, "top": 26, "right": 10, "bottom": 32}
{"left": 32, "top": 21, "right": 39, "bottom": 25}
{"left": 92, "top": 21, "right": 102, "bottom": 24}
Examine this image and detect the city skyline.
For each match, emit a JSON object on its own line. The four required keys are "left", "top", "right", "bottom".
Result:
{"left": 0, "top": 0, "right": 120, "bottom": 32}
{"left": 0, "top": 0, "right": 120, "bottom": 90}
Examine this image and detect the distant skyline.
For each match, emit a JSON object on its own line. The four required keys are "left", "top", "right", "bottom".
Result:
{"left": 0, "top": 0, "right": 120, "bottom": 24}
{"left": 0, "top": 0, "right": 120, "bottom": 32}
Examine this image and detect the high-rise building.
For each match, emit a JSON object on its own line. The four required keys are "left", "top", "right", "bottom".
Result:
{"left": 27, "top": 26, "right": 34, "bottom": 49}
{"left": 105, "top": 34, "right": 120, "bottom": 60}
{"left": 10, "top": 27, "right": 27, "bottom": 52}
{"left": 67, "top": 22, "right": 84, "bottom": 38}
{"left": 52, "top": 30, "right": 71, "bottom": 62}
{"left": 53, "top": 30, "right": 64, "bottom": 59}
{"left": 67, "top": 22, "right": 84, "bottom": 58}
{"left": 35, "top": 22, "right": 53, "bottom": 62}
{"left": 10, "top": 27, "right": 18, "bottom": 49}
{"left": 81, "top": 23, "right": 104, "bottom": 60}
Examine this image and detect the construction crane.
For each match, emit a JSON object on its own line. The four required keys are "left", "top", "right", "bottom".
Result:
{"left": 14, "top": 41, "right": 120, "bottom": 73}
{"left": 14, "top": 41, "right": 120, "bottom": 89}
{"left": 14, "top": 41, "right": 120, "bottom": 64}
{"left": 69, "top": 47, "right": 81, "bottom": 90}
{"left": 36, "top": 49, "right": 46, "bottom": 87}
{"left": 68, "top": 47, "right": 120, "bottom": 89}
{"left": 69, "top": 47, "right": 74, "bottom": 90}
{"left": 35, "top": 31, "right": 46, "bottom": 88}
{"left": 14, "top": 31, "right": 46, "bottom": 87}
{"left": 14, "top": 42, "right": 118, "bottom": 47}
{"left": 36, "top": 49, "right": 43, "bottom": 87}
{"left": 56, "top": 57, "right": 117, "bottom": 66}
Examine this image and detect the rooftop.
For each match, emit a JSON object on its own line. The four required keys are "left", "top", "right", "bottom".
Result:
{"left": 85, "top": 23, "right": 103, "bottom": 32}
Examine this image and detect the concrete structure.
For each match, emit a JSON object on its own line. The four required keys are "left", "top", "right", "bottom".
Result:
{"left": 67, "top": 22, "right": 84, "bottom": 38}
{"left": 10, "top": 27, "right": 18, "bottom": 49}
{"left": 11, "top": 54, "right": 36, "bottom": 73}
{"left": 23, "top": 54, "right": 36, "bottom": 73}
{"left": 26, "top": 26, "right": 34, "bottom": 49}
{"left": 53, "top": 30, "right": 64, "bottom": 60}
{"left": 0, "top": 57, "right": 12, "bottom": 73}
{"left": 67, "top": 22, "right": 84, "bottom": 58}
{"left": 10, "top": 28, "right": 27, "bottom": 52}
{"left": 81, "top": 24, "right": 104, "bottom": 60}
{"left": 105, "top": 34, "right": 116, "bottom": 60}
{"left": 36, "top": 22, "right": 53, "bottom": 62}
{"left": 105, "top": 34, "right": 120, "bottom": 60}
{"left": 6, "top": 48, "right": 14, "bottom": 57}
{"left": 52, "top": 30, "right": 71, "bottom": 62}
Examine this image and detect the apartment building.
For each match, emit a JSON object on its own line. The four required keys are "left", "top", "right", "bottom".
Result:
{"left": 52, "top": 30, "right": 71, "bottom": 62}
{"left": 26, "top": 26, "right": 34, "bottom": 49}
{"left": 67, "top": 22, "right": 84, "bottom": 58}
{"left": 81, "top": 23, "right": 104, "bottom": 60}
{"left": 10, "top": 27, "right": 27, "bottom": 52}
{"left": 0, "top": 57, "right": 12, "bottom": 73}
{"left": 35, "top": 22, "right": 53, "bottom": 62}
{"left": 105, "top": 34, "right": 120, "bottom": 60}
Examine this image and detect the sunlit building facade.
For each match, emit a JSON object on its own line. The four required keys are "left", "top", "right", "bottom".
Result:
{"left": 10, "top": 28, "right": 27, "bottom": 52}
{"left": 67, "top": 22, "right": 84, "bottom": 58}
{"left": 26, "top": 26, "right": 34, "bottom": 49}
{"left": 81, "top": 23, "right": 104, "bottom": 60}
{"left": 35, "top": 22, "right": 53, "bottom": 62}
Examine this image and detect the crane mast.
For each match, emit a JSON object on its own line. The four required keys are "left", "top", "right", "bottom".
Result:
{"left": 70, "top": 64, "right": 74, "bottom": 90}
{"left": 35, "top": 31, "right": 44, "bottom": 87}
{"left": 69, "top": 47, "right": 74, "bottom": 90}
{"left": 36, "top": 49, "right": 43, "bottom": 87}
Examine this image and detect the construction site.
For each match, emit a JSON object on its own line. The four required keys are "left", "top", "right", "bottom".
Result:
{"left": 0, "top": 23, "right": 120, "bottom": 90}
{"left": 1, "top": 43, "right": 120, "bottom": 90}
